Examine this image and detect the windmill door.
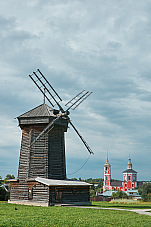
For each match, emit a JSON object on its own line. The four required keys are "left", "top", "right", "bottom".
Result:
{"left": 28, "top": 187, "right": 33, "bottom": 200}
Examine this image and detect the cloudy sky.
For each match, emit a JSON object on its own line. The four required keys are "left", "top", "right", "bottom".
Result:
{"left": 0, "top": 0, "right": 151, "bottom": 181}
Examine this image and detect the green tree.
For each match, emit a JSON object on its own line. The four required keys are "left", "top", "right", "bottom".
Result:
{"left": 84, "top": 178, "right": 104, "bottom": 189}
{"left": 0, "top": 174, "right": 14, "bottom": 200}
{"left": 0, "top": 187, "right": 8, "bottom": 201}
{"left": 138, "top": 183, "right": 151, "bottom": 201}
{"left": 112, "top": 190, "right": 128, "bottom": 199}
{"left": 4, "top": 174, "right": 15, "bottom": 180}
{"left": 4, "top": 174, "right": 15, "bottom": 183}
{"left": 71, "top": 178, "right": 77, "bottom": 181}
{"left": 0, "top": 176, "right": 2, "bottom": 185}
{"left": 90, "top": 189, "right": 96, "bottom": 198}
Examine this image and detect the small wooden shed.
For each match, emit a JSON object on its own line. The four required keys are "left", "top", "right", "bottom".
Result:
{"left": 9, "top": 177, "right": 91, "bottom": 206}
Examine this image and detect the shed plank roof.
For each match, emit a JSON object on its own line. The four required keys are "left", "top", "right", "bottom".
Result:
{"left": 34, "top": 177, "right": 92, "bottom": 186}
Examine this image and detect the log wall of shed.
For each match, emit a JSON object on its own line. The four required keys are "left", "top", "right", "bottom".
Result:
{"left": 10, "top": 182, "right": 90, "bottom": 205}
{"left": 10, "top": 182, "right": 49, "bottom": 203}
{"left": 32, "top": 183, "right": 49, "bottom": 203}
{"left": 49, "top": 186, "right": 90, "bottom": 204}
{"left": 10, "top": 182, "right": 29, "bottom": 201}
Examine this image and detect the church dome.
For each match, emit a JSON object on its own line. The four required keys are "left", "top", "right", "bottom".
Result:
{"left": 127, "top": 155, "right": 132, "bottom": 169}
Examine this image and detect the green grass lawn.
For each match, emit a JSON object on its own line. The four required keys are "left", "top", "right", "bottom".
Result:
{"left": 91, "top": 201, "right": 151, "bottom": 209}
{"left": 0, "top": 202, "right": 151, "bottom": 226}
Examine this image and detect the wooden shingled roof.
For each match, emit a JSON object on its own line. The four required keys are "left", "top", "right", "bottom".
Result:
{"left": 17, "top": 103, "right": 55, "bottom": 118}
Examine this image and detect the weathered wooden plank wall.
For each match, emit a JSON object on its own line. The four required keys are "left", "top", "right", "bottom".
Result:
{"left": 29, "top": 125, "right": 49, "bottom": 179}
{"left": 18, "top": 128, "right": 31, "bottom": 182}
{"left": 49, "top": 186, "right": 90, "bottom": 204}
{"left": 10, "top": 182, "right": 29, "bottom": 200}
{"left": 18, "top": 123, "right": 67, "bottom": 182}
{"left": 32, "top": 183, "right": 49, "bottom": 203}
{"left": 48, "top": 126, "right": 66, "bottom": 180}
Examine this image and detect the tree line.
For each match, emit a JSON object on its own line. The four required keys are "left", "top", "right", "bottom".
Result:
{"left": 1, "top": 175, "right": 151, "bottom": 201}
{"left": 73, "top": 178, "right": 151, "bottom": 201}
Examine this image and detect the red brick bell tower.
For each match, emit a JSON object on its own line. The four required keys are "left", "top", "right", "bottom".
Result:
{"left": 103, "top": 152, "right": 111, "bottom": 192}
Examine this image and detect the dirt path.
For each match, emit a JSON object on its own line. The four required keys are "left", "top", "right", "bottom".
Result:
{"left": 69, "top": 206, "right": 151, "bottom": 216}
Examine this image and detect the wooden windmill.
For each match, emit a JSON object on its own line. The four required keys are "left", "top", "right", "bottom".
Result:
{"left": 9, "top": 69, "right": 93, "bottom": 206}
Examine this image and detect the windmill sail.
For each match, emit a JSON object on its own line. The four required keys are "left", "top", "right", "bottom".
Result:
{"left": 68, "top": 119, "right": 94, "bottom": 155}
{"left": 29, "top": 69, "right": 63, "bottom": 112}
{"left": 30, "top": 115, "right": 62, "bottom": 147}
{"left": 29, "top": 69, "right": 94, "bottom": 155}
{"left": 65, "top": 90, "right": 93, "bottom": 111}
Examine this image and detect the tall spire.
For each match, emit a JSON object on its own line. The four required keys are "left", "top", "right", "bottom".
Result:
{"left": 106, "top": 150, "right": 109, "bottom": 163}
{"left": 104, "top": 150, "right": 110, "bottom": 166}
{"left": 103, "top": 150, "right": 111, "bottom": 192}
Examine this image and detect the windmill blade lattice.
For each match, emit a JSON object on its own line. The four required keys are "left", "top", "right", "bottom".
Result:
{"left": 29, "top": 69, "right": 94, "bottom": 155}
{"left": 65, "top": 90, "right": 93, "bottom": 111}
{"left": 29, "top": 69, "right": 63, "bottom": 112}
{"left": 68, "top": 118, "right": 94, "bottom": 155}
